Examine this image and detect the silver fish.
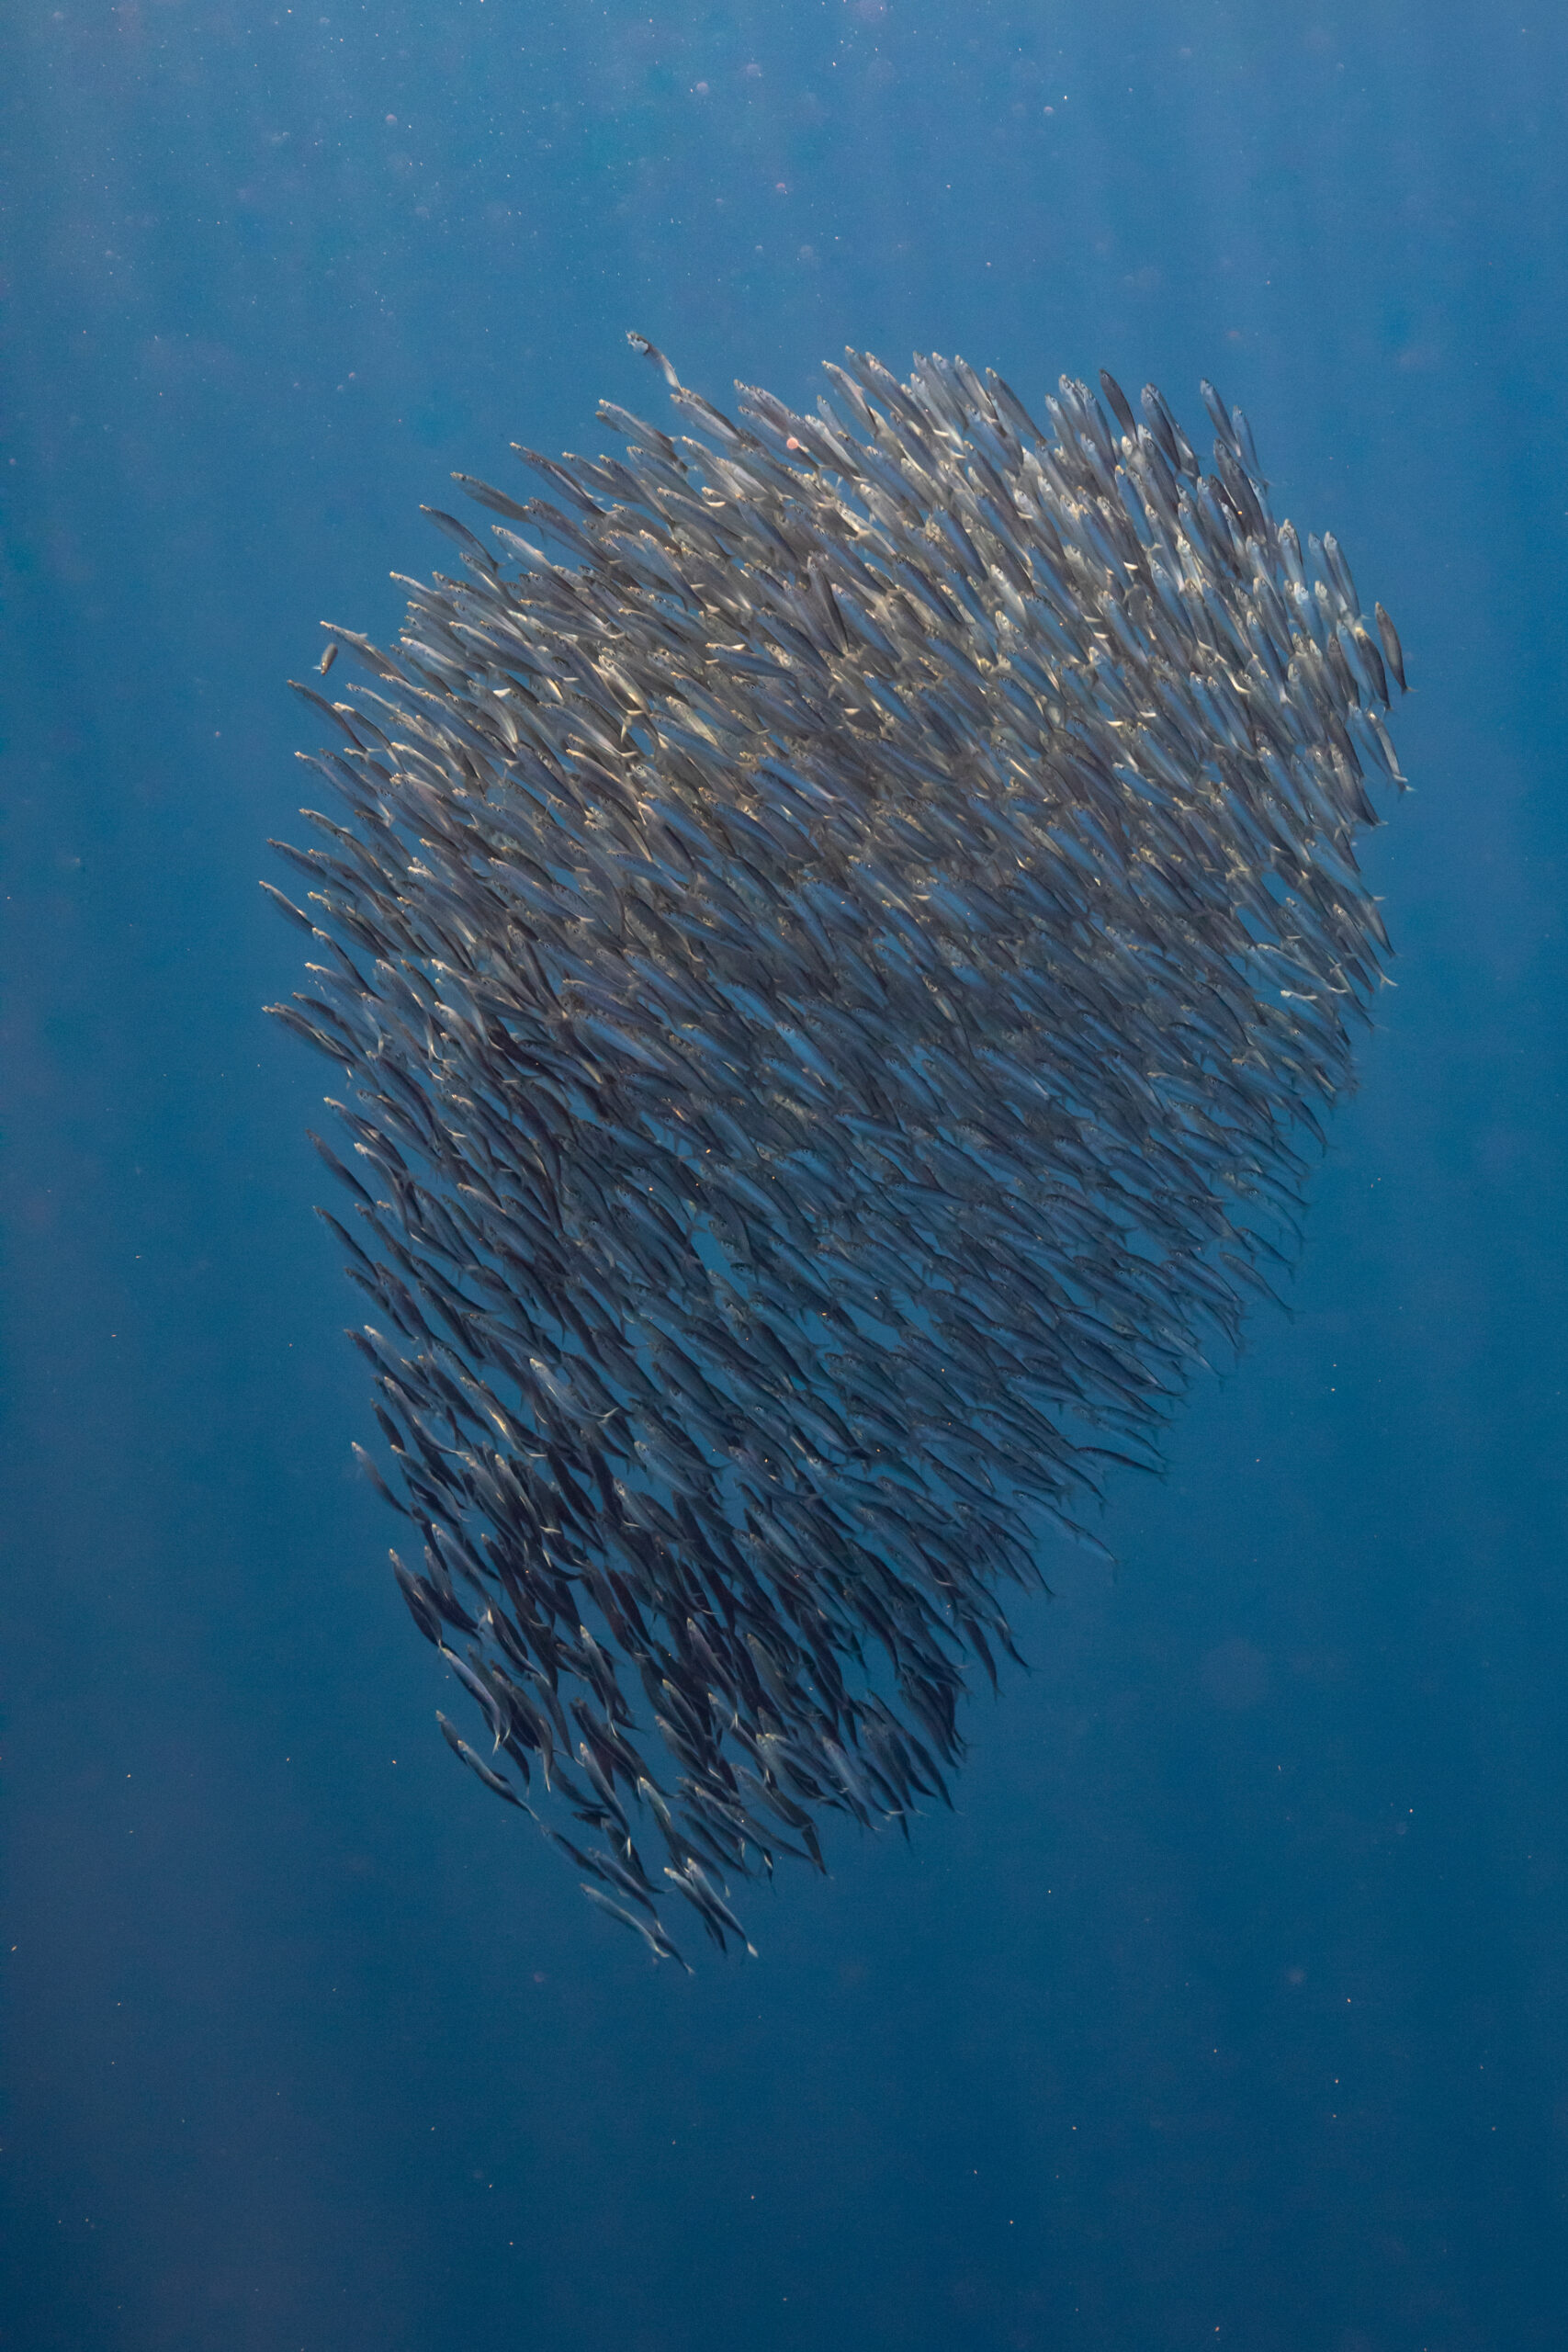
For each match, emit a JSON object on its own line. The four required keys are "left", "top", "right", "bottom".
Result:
{"left": 271, "top": 340, "right": 1406, "bottom": 1964}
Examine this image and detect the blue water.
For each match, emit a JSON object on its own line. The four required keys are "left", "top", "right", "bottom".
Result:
{"left": 5, "top": 6, "right": 1567, "bottom": 2346}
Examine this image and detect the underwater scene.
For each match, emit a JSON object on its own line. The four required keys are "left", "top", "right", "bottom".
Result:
{"left": 5, "top": 4, "right": 1566, "bottom": 2346}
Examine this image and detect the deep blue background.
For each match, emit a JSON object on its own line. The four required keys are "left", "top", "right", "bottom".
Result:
{"left": 4, "top": 4, "right": 1567, "bottom": 2346}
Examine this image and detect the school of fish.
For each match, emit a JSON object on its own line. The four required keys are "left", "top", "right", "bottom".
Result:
{"left": 267, "top": 336, "right": 1406, "bottom": 1967}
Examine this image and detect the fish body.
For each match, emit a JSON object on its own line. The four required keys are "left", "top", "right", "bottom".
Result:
{"left": 437, "top": 1711, "right": 530, "bottom": 1809}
